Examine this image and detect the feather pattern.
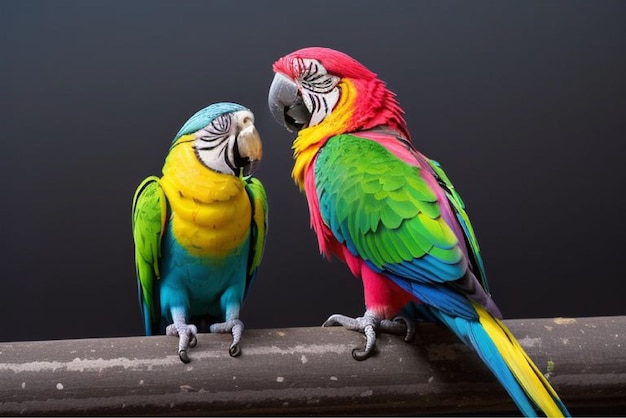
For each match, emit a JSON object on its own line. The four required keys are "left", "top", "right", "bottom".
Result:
{"left": 132, "top": 171, "right": 267, "bottom": 333}
{"left": 132, "top": 176, "right": 167, "bottom": 333}
{"left": 313, "top": 132, "right": 486, "bottom": 318}
{"left": 132, "top": 103, "right": 268, "bottom": 341}
{"left": 273, "top": 47, "right": 569, "bottom": 417}
{"left": 309, "top": 130, "right": 568, "bottom": 415}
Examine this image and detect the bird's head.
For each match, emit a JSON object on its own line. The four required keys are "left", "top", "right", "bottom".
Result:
{"left": 171, "top": 102, "right": 262, "bottom": 176}
{"left": 268, "top": 47, "right": 408, "bottom": 139}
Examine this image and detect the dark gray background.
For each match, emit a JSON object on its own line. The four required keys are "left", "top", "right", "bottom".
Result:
{"left": 1, "top": 1, "right": 624, "bottom": 342}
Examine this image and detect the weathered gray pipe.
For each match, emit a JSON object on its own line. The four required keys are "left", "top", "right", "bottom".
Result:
{"left": 1, "top": 316, "right": 625, "bottom": 416}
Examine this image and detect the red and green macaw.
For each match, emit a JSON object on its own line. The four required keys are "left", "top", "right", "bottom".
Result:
{"left": 132, "top": 102, "right": 268, "bottom": 363}
{"left": 268, "top": 47, "right": 569, "bottom": 416}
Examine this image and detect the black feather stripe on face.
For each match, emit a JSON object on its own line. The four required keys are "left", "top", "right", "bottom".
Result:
{"left": 224, "top": 138, "right": 238, "bottom": 174}
{"left": 192, "top": 113, "right": 239, "bottom": 175}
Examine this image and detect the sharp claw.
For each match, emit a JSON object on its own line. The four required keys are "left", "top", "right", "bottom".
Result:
{"left": 179, "top": 350, "right": 191, "bottom": 364}
{"left": 351, "top": 347, "right": 370, "bottom": 361}
{"left": 229, "top": 344, "right": 241, "bottom": 357}
{"left": 210, "top": 319, "right": 244, "bottom": 357}
{"left": 352, "top": 324, "right": 377, "bottom": 360}
{"left": 393, "top": 316, "right": 416, "bottom": 342}
{"left": 321, "top": 313, "right": 383, "bottom": 361}
{"left": 321, "top": 314, "right": 342, "bottom": 327}
{"left": 167, "top": 323, "right": 198, "bottom": 363}
{"left": 322, "top": 314, "right": 364, "bottom": 331}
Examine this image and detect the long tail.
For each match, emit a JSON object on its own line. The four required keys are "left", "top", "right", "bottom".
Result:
{"left": 430, "top": 303, "right": 570, "bottom": 417}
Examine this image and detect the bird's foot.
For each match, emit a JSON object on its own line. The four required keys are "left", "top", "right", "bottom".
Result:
{"left": 392, "top": 315, "right": 416, "bottom": 343}
{"left": 209, "top": 319, "right": 244, "bottom": 357}
{"left": 322, "top": 312, "right": 415, "bottom": 361}
{"left": 166, "top": 323, "right": 198, "bottom": 364}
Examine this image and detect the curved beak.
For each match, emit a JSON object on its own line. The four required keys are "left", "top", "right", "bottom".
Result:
{"left": 234, "top": 111, "right": 263, "bottom": 176}
{"left": 268, "top": 73, "right": 311, "bottom": 133}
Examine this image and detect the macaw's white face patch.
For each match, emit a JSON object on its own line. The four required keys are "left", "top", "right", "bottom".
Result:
{"left": 193, "top": 110, "right": 262, "bottom": 176}
{"left": 293, "top": 58, "right": 341, "bottom": 128}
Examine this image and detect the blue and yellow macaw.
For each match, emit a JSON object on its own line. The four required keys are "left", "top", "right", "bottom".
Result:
{"left": 132, "top": 102, "right": 268, "bottom": 363}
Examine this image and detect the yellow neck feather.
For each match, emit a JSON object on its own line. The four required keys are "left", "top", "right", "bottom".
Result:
{"left": 291, "top": 79, "right": 357, "bottom": 189}
{"left": 160, "top": 137, "right": 251, "bottom": 256}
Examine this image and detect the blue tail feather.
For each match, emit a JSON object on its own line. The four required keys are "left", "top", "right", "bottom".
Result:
{"left": 142, "top": 300, "right": 153, "bottom": 336}
{"left": 430, "top": 308, "right": 539, "bottom": 416}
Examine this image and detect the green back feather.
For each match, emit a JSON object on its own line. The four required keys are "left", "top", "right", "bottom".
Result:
{"left": 427, "top": 159, "right": 490, "bottom": 293}
{"left": 243, "top": 176, "right": 269, "bottom": 297}
{"left": 315, "top": 134, "right": 465, "bottom": 280}
{"left": 131, "top": 176, "right": 167, "bottom": 324}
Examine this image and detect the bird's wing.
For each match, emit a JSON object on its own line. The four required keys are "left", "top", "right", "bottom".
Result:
{"left": 132, "top": 176, "right": 167, "bottom": 334}
{"left": 315, "top": 133, "right": 482, "bottom": 318}
{"left": 243, "top": 176, "right": 269, "bottom": 298}
{"left": 425, "top": 158, "right": 490, "bottom": 294}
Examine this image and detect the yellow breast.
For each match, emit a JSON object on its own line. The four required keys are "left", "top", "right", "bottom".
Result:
{"left": 160, "top": 138, "right": 251, "bottom": 257}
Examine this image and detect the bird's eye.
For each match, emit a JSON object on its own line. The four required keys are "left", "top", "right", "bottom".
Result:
{"left": 207, "top": 114, "right": 231, "bottom": 136}
{"left": 299, "top": 59, "right": 338, "bottom": 94}
{"left": 196, "top": 115, "right": 231, "bottom": 147}
{"left": 302, "top": 73, "right": 337, "bottom": 94}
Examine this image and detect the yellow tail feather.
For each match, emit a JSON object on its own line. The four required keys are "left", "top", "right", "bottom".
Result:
{"left": 474, "top": 303, "right": 566, "bottom": 417}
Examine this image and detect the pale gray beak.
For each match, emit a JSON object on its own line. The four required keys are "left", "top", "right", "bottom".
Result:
{"left": 233, "top": 110, "right": 263, "bottom": 176}
{"left": 268, "top": 73, "right": 311, "bottom": 133}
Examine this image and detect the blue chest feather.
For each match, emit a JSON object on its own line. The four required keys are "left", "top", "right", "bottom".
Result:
{"left": 158, "top": 224, "right": 251, "bottom": 321}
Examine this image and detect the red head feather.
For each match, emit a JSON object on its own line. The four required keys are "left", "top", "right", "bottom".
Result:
{"left": 273, "top": 47, "right": 410, "bottom": 140}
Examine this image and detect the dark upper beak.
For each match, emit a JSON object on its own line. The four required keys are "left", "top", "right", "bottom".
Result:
{"left": 268, "top": 73, "right": 311, "bottom": 133}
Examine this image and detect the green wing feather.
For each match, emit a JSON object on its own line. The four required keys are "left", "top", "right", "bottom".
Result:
{"left": 132, "top": 176, "right": 167, "bottom": 329}
{"left": 315, "top": 134, "right": 465, "bottom": 282}
{"left": 243, "top": 176, "right": 268, "bottom": 297}
{"left": 427, "top": 159, "right": 490, "bottom": 293}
